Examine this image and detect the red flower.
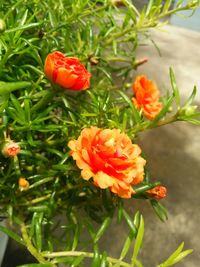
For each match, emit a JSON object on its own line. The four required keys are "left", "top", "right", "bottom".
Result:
{"left": 44, "top": 51, "right": 91, "bottom": 90}
{"left": 146, "top": 186, "right": 167, "bottom": 200}
{"left": 68, "top": 127, "right": 146, "bottom": 198}
{"left": 132, "top": 75, "right": 162, "bottom": 120}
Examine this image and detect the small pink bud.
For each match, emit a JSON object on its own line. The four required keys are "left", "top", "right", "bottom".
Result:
{"left": 2, "top": 141, "right": 20, "bottom": 157}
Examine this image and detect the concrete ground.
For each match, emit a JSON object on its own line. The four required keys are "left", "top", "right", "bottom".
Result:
{"left": 2, "top": 25, "right": 200, "bottom": 267}
{"left": 101, "top": 25, "right": 200, "bottom": 267}
{"left": 136, "top": 25, "right": 200, "bottom": 267}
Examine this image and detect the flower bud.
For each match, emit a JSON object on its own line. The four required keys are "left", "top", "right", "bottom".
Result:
{"left": 44, "top": 51, "right": 91, "bottom": 91}
{"left": 0, "top": 19, "right": 6, "bottom": 33}
{"left": 146, "top": 186, "right": 167, "bottom": 200}
{"left": 179, "top": 105, "right": 197, "bottom": 117}
{"left": 18, "top": 177, "right": 29, "bottom": 191}
{"left": 2, "top": 141, "right": 20, "bottom": 157}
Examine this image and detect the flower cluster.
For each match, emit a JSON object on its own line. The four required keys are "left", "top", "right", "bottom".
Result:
{"left": 132, "top": 75, "right": 162, "bottom": 120}
{"left": 43, "top": 52, "right": 166, "bottom": 199}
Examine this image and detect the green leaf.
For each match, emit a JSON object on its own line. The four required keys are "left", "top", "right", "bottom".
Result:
{"left": 151, "top": 95, "right": 174, "bottom": 126}
{"left": 172, "top": 249, "right": 193, "bottom": 265}
{"left": 133, "top": 258, "right": 144, "bottom": 267}
{"left": 131, "top": 215, "right": 144, "bottom": 264}
{"left": 182, "top": 85, "right": 197, "bottom": 107}
{"left": 5, "top": 22, "right": 41, "bottom": 33}
{"left": 31, "top": 91, "right": 54, "bottom": 114}
{"left": 133, "top": 211, "right": 140, "bottom": 229}
{"left": 71, "top": 223, "right": 81, "bottom": 251}
{"left": 150, "top": 200, "right": 168, "bottom": 222}
{"left": 170, "top": 67, "right": 180, "bottom": 107}
{"left": 34, "top": 212, "right": 44, "bottom": 252}
{"left": 118, "top": 91, "right": 141, "bottom": 124}
{"left": 10, "top": 94, "right": 26, "bottom": 121}
{"left": 117, "top": 200, "right": 123, "bottom": 223}
{"left": 0, "top": 225, "right": 25, "bottom": 245}
{"left": 100, "top": 251, "right": 107, "bottom": 267}
{"left": 94, "top": 217, "right": 112, "bottom": 243}
{"left": 122, "top": 210, "right": 137, "bottom": 236}
{"left": 0, "top": 94, "right": 9, "bottom": 112}
{"left": 119, "top": 230, "right": 135, "bottom": 260}
{"left": 157, "top": 242, "right": 193, "bottom": 267}
{"left": 91, "top": 245, "right": 101, "bottom": 267}
{"left": 24, "top": 95, "right": 31, "bottom": 122}
{"left": 146, "top": 0, "right": 154, "bottom": 16}
{"left": 97, "top": 66, "right": 113, "bottom": 83}
{"left": 71, "top": 255, "right": 85, "bottom": 267}
{"left": 163, "top": 0, "right": 173, "bottom": 13}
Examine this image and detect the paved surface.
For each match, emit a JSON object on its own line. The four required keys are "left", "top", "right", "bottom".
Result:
{"left": 2, "top": 25, "right": 200, "bottom": 267}
{"left": 135, "top": 25, "right": 200, "bottom": 267}
{"left": 102, "top": 25, "right": 200, "bottom": 267}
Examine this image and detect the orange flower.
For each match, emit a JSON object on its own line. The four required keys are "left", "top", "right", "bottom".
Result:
{"left": 132, "top": 75, "right": 162, "bottom": 120}
{"left": 44, "top": 51, "right": 91, "bottom": 90}
{"left": 18, "top": 177, "right": 29, "bottom": 191}
{"left": 68, "top": 127, "right": 146, "bottom": 198}
{"left": 146, "top": 186, "right": 167, "bottom": 200}
{"left": 2, "top": 141, "right": 20, "bottom": 157}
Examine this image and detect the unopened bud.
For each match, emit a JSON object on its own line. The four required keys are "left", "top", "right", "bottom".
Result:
{"left": 18, "top": 177, "right": 29, "bottom": 191}
{"left": 2, "top": 140, "right": 20, "bottom": 157}
{"left": 179, "top": 105, "right": 197, "bottom": 117}
{"left": 0, "top": 19, "right": 6, "bottom": 33}
{"left": 146, "top": 186, "right": 167, "bottom": 200}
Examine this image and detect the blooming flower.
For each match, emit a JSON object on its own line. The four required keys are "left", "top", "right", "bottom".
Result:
{"left": 18, "top": 177, "right": 29, "bottom": 191}
{"left": 68, "top": 127, "right": 146, "bottom": 198}
{"left": 2, "top": 141, "right": 20, "bottom": 157}
{"left": 146, "top": 186, "right": 167, "bottom": 200}
{"left": 132, "top": 75, "right": 162, "bottom": 120}
{"left": 44, "top": 51, "right": 91, "bottom": 90}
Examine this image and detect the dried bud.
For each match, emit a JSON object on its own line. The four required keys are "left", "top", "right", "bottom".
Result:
{"left": 89, "top": 56, "right": 99, "bottom": 65}
{"left": 18, "top": 177, "right": 29, "bottom": 191}
{"left": 134, "top": 57, "right": 148, "bottom": 68}
{"left": 0, "top": 19, "right": 6, "bottom": 33}
{"left": 110, "top": 0, "right": 125, "bottom": 7}
{"left": 2, "top": 141, "right": 20, "bottom": 157}
{"left": 146, "top": 186, "right": 167, "bottom": 200}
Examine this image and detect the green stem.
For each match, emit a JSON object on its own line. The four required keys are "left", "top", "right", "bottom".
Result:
{"left": 0, "top": 49, "right": 11, "bottom": 76}
{"left": 134, "top": 182, "right": 160, "bottom": 195}
{"left": 105, "top": 2, "right": 200, "bottom": 45}
{"left": 20, "top": 223, "right": 56, "bottom": 266}
{"left": 31, "top": 90, "right": 54, "bottom": 113}
{"left": 42, "top": 251, "right": 131, "bottom": 267}
{"left": 159, "top": 2, "right": 200, "bottom": 19}
{"left": 131, "top": 114, "right": 178, "bottom": 134}
{"left": 18, "top": 194, "right": 51, "bottom": 206}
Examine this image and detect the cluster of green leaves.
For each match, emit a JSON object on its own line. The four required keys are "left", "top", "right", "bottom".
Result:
{"left": 0, "top": 209, "right": 192, "bottom": 267}
{"left": 0, "top": 0, "right": 200, "bottom": 266}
